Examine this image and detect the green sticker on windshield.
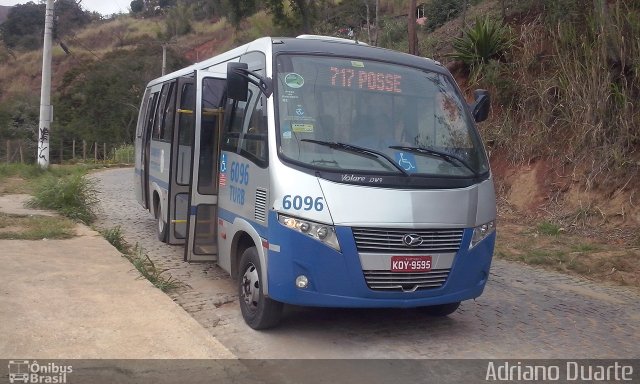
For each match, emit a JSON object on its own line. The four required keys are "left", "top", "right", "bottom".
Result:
{"left": 285, "top": 73, "right": 305, "bottom": 88}
{"left": 292, "top": 123, "right": 314, "bottom": 133}
{"left": 351, "top": 61, "right": 365, "bottom": 68}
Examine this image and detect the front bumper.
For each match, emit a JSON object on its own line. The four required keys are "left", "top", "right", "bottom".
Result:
{"left": 266, "top": 212, "right": 496, "bottom": 308}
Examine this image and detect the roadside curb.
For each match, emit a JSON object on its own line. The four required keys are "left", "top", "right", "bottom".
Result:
{"left": 0, "top": 194, "right": 236, "bottom": 359}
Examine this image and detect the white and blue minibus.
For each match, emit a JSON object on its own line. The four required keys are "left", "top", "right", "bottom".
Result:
{"left": 134, "top": 35, "right": 496, "bottom": 329}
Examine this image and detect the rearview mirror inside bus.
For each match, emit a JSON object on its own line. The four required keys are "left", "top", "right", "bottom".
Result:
{"left": 227, "top": 62, "right": 249, "bottom": 101}
{"left": 471, "top": 89, "right": 491, "bottom": 123}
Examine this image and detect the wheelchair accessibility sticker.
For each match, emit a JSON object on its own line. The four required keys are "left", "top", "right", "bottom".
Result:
{"left": 395, "top": 152, "right": 416, "bottom": 172}
{"left": 219, "top": 153, "right": 228, "bottom": 187}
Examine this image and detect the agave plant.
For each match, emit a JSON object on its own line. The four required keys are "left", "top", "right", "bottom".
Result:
{"left": 450, "top": 16, "right": 515, "bottom": 72}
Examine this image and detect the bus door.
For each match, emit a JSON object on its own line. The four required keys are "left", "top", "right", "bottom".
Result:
{"left": 168, "top": 76, "right": 196, "bottom": 245}
{"left": 184, "top": 71, "right": 227, "bottom": 261}
{"left": 140, "top": 91, "right": 159, "bottom": 210}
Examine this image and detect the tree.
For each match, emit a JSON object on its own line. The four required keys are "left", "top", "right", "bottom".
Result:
{"left": 0, "top": 0, "right": 90, "bottom": 49}
{"left": 0, "top": 2, "right": 45, "bottom": 50}
{"left": 265, "top": 0, "right": 319, "bottom": 34}
{"left": 130, "top": 0, "right": 144, "bottom": 13}
{"left": 54, "top": 0, "right": 91, "bottom": 39}
{"left": 162, "top": 3, "right": 194, "bottom": 39}
{"left": 53, "top": 45, "right": 189, "bottom": 144}
{"left": 224, "top": 0, "right": 257, "bottom": 28}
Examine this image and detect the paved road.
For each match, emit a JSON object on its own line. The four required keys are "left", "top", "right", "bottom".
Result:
{"left": 93, "top": 168, "right": 640, "bottom": 359}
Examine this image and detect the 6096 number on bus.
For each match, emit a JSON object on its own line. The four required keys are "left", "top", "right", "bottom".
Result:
{"left": 283, "top": 195, "right": 324, "bottom": 211}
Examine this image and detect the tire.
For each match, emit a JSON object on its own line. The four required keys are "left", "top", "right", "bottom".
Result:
{"left": 155, "top": 201, "right": 168, "bottom": 243}
{"left": 422, "top": 302, "right": 460, "bottom": 317}
{"left": 238, "top": 246, "right": 283, "bottom": 330}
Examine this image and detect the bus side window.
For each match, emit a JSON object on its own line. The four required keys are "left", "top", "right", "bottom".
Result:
{"left": 136, "top": 89, "right": 150, "bottom": 138}
{"left": 198, "top": 78, "right": 226, "bottom": 195}
{"left": 241, "top": 90, "right": 268, "bottom": 166}
{"left": 222, "top": 91, "right": 251, "bottom": 151}
{"left": 161, "top": 82, "right": 177, "bottom": 142}
{"left": 152, "top": 81, "right": 176, "bottom": 142}
{"left": 145, "top": 92, "right": 159, "bottom": 138}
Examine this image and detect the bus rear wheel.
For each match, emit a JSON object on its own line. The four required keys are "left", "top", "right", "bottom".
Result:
{"left": 155, "top": 202, "right": 168, "bottom": 243}
{"left": 238, "top": 246, "right": 283, "bottom": 330}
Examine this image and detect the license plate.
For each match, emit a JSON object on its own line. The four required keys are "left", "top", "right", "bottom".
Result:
{"left": 391, "top": 256, "right": 432, "bottom": 272}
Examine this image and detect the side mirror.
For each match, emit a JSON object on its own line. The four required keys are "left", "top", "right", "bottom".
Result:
{"left": 471, "top": 89, "right": 490, "bottom": 123}
{"left": 227, "top": 62, "right": 249, "bottom": 102}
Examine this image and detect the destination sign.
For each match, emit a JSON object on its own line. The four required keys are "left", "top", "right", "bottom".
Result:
{"left": 329, "top": 66, "right": 402, "bottom": 93}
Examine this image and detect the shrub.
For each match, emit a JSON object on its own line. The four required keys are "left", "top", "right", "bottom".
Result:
{"left": 449, "top": 16, "right": 514, "bottom": 77}
{"left": 125, "top": 244, "right": 181, "bottom": 292}
{"left": 101, "top": 226, "right": 128, "bottom": 253}
{"left": 110, "top": 144, "right": 135, "bottom": 164}
{"left": 28, "top": 173, "right": 98, "bottom": 224}
{"left": 423, "top": 0, "right": 464, "bottom": 32}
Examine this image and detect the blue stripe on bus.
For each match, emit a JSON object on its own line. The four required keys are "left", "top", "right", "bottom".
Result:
{"left": 218, "top": 207, "right": 268, "bottom": 239}
{"left": 137, "top": 167, "right": 267, "bottom": 239}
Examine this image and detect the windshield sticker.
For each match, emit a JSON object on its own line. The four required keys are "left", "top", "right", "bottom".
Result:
{"left": 219, "top": 153, "right": 228, "bottom": 187}
{"left": 292, "top": 123, "right": 314, "bottom": 133}
{"left": 282, "top": 131, "right": 292, "bottom": 139}
{"left": 351, "top": 61, "right": 365, "bottom": 68}
{"left": 395, "top": 152, "right": 417, "bottom": 172}
{"left": 281, "top": 90, "right": 299, "bottom": 102}
{"left": 285, "top": 73, "right": 305, "bottom": 88}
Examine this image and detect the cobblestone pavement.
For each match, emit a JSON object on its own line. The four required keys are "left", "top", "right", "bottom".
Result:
{"left": 93, "top": 168, "right": 640, "bottom": 359}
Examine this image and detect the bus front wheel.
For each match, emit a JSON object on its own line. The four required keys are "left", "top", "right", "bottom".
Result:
{"left": 238, "top": 246, "right": 283, "bottom": 330}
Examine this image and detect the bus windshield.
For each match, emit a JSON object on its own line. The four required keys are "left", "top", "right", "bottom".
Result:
{"left": 275, "top": 55, "right": 489, "bottom": 178}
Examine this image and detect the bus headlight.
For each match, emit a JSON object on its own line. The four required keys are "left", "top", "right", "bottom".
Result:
{"left": 470, "top": 220, "right": 496, "bottom": 249}
{"left": 278, "top": 214, "right": 341, "bottom": 251}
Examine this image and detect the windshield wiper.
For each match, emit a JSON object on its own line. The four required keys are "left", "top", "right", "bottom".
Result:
{"left": 389, "top": 145, "right": 479, "bottom": 177}
{"left": 301, "top": 139, "right": 409, "bottom": 176}
{"left": 311, "top": 158, "right": 340, "bottom": 168}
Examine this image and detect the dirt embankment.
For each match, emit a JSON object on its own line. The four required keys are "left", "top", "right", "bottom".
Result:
{"left": 489, "top": 155, "right": 640, "bottom": 287}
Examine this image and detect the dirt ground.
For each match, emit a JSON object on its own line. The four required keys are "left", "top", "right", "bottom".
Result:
{"left": 493, "top": 158, "right": 640, "bottom": 288}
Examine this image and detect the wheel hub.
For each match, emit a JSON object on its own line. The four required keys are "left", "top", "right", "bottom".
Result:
{"left": 241, "top": 263, "right": 260, "bottom": 312}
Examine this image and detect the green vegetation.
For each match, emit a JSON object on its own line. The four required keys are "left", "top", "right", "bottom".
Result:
{"left": 110, "top": 144, "right": 135, "bottom": 164}
{"left": 0, "top": 163, "right": 102, "bottom": 194}
{"left": 421, "top": 0, "right": 465, "bottom": 32}
{"left": 496, "top": 223, "right": 639, "bottom": 286}
{"left": 450, "top": 16, "right": 514, "bottom": 79}
{"left": 100, "top": 226, "right": 181, "bottom": 292}
{"left": 100, "top": 225, "right": 128, "bottom": 253}
{"left": 474, "top": 0, "right": 640, "bottom": 183}
{"left": 0, "top": 0, "right": 91, "bottom": 50}
{"left": 54, "top": 45, "right": 188, "bottom": 146}
{"left": 27, "top": 172, "right": 98, "bottom": 224}
{"left": 125, "top": 244, "right": 181, "bottom": 292}
{"left": 0, "top": 212, "right": 76, "bottom": 240}
{"left": 536, "top": 221, "right": 562, "bottom": 236}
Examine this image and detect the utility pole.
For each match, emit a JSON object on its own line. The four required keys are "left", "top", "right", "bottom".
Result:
{"left": 37, "top": 0, "right": 54, "bottom": 168}
{"left": 408, "top": 0, "right": 418, "bottom": 55}
{"left": 162, "top": 44, "right": 167, "bottom": 76}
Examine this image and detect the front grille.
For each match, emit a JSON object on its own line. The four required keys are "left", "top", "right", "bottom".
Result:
{"left": 352, "top": 227, "right": 463, "bottom": 254}
{"left": 363, "top": 269, "right": 450, "bottom": 292}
